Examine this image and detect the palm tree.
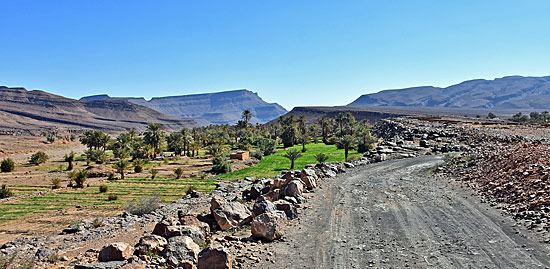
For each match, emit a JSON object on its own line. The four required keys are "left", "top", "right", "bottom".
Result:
{"left": 338, "top": 135, "right": 357, "bottom": 162}
{"left": 315, "top": 153, "right": 329, "bottom": 163}
{"left": 242, "top": 110, "right": 252, "bottom": 123}
{"left": 318, "top": 116, "right": 331, "bottom": 144}
{"left": 298, "top": 135, "right": 309, "bottom": 152}
{"left": 113, "top": 159, "right": 130, "bottom": 180}
{"left": 283, "top": 149, "right": 302, "bottom": 169}
{"left": 144, "top": 123, "right": 165, "bottom": 159}
{"left": 64, "top": 151, "right": 75, "bottom": 170}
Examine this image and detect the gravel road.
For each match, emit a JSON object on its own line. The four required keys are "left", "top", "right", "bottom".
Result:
{"left": 260, "top": 156, "right": 550, "bottom": 268}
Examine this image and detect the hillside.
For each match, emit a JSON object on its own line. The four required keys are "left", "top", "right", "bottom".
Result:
{"left": 348, "top": 76, "right": 550, "bottom": 110}
{"left": 0, "top": 86, "right": 198, "bottom": 134}
{"left": 270, "top": 106, "right": 404, "bottom": 125}
{"left": 81, "top": 89, "right": 288, "bottom": 126}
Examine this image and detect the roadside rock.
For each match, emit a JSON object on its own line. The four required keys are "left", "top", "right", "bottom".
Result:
{"left": 251, "top": 210, "right": 287, "bottom": 241}
{"left": 135, "top": 235, "right": 167, "bottom": 255}
{"left": 252, "top": 195, "right": 276, "bottom": 217}
{"left": 211, "top": 197, "right": 252, "bottom": 231}
{"left": 162, "top": 236, "right": 200, "bottom": 266}
{"left": 98, "top": 242, "right": 134, "bottom": 262}
{"left": 281, "top": 180, "right": 304, "bottom": 198}
{"left": 301, "top": 168, "right": 318, "bottom": 189}
{"left": 274, "top": 200, "right": 298, "bottom": 220}
{"left": 198, "top": 244, "right": 233, "bottom": 269}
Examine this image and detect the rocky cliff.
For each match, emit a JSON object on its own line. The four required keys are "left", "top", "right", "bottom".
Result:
{"left": 81, "top": 89, "right": 288, "bottom": 126}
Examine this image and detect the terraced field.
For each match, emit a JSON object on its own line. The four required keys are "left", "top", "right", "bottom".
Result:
{"left": 0, "top": 177, "right": 216, "bottom": 223}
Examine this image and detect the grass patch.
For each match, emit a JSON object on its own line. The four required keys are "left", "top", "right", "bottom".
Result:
{"left": 218, "top": 143, "right": 360, "bottom": 181}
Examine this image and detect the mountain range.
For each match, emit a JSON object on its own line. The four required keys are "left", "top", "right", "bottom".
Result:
{"left": 0, "top": 87, "right": 197, "bottom": 134}
{"left": 80, "top": 89, "right": 288, "bottom": 126}
{"left": 348, "top": 76, "right": 550, "bottom": 110}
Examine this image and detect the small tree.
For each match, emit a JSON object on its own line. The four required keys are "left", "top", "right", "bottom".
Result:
{"left": 337, "top": 135, "right": 357, "bottom": 162}
{"left": 212, "top": 155, "right": 231, "bottom": 174}
{"left": 133, "top": 159, "right": 146, "bottom": 173}
{"left": 1, "top": 158, "right": 15, "bottom": 172}
{"left": 488, "top": 112, "right": 496, "bottom": 119}
{"left": 51, "top": 178, "right": 62, "bottom": 189}
{"left": 283, "top": 149, "right": 302, "bottom": 169}
{"left": 30, "top": 151, "right": 48, "bottom": 165}
{"left": 0, "top": 184, "right": 13, "bottom": 198}
{"left": 64, "top": 151, "right": 75, "bottom": 170}
{"left": 174, "top": 167, "right": 184, "bottom": 179}
{"left": 315, "top": 153, "right": 329, "bottom": 164}
{"left": 151, "top": 169, "right": 159, "bottom": 180}
{"left": 113, "top": 159, "right": 130, "bottom": 180}
{"left": 68, "top": 169, "right": 88, "bottom": 188}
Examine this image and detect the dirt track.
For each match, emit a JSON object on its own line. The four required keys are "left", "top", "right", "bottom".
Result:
{"left": 260, "top": 156, "right": 550, "bottom": 268}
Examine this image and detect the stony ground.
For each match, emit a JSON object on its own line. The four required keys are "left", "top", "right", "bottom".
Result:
{"left": 258, "top": 156, "right": 550, "bottom": 268}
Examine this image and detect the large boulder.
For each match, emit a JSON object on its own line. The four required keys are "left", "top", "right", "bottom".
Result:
{"left": 163, "top": 236, "right": 201, "bottom": 267}
{"left": 135, "top": 235, "right": 167, "bottom": 255}
{"left": 211, "top": 197, "right": 252, "bottom": 231}
{"left": 198, "top": 244, "right": 233, "bottom": 269}
{"left": 300, "top": 168, "right": 318, "bottom": 189}
{"left": 251, "top": 211, "right": 287, "bottom": 241}
{"left": 281, "top": 180, "right": 304, "bottom": 197}
{"left": 252, "top": 195, "right": 276, "bottom": 217}
{"left": 98, "top": 242, "right": 134, "bottom": 262}
{"left": 274, "top": 200, "right": 298, "bottom": 220}
{"left": 178, "top": 211, "right": 211, "bottom": 236}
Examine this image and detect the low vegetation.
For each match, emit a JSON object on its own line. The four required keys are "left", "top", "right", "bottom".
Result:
{"left": 1, "top": 158, "right": 15, "bottom": 172}
{"left": 29, "top": 151, "right": 48, "bottom": 165}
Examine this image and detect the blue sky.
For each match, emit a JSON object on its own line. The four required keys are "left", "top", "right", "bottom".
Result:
{"left": 1, "top": 0, "right": 549, "bottom": 110}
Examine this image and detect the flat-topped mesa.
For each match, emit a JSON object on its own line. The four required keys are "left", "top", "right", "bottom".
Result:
{"left": 81, "top": 89, "right": 288, "bottom": 126}
{"left": 0, "top": 86, "right": 198, "bottom": 133}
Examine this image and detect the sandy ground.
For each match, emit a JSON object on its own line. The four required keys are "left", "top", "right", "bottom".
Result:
{"left": 259, "top": 156, "right": 550, "bottom": 268}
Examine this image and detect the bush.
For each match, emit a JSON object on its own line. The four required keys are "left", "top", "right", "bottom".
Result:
{"left": 133, "top": 159, "right": 146, "bottom": 173}
{"left": 257, "top": 138, "right": 277, "bottom": 156}
{"left": 99, "top": 184, "right": 108, "bottom": 193}
{"left": 51, "top": 178, "right": 62, "bottom": 189}
{"left": 151, "top": 169, "right": 159, "bottom": 179}
{"left": 47, "top": 135, "right": 55, "bottom": 143}
{"left": 1, "top": 158, "right": 15, "bottom": 172}
{"left": 108, "top": 193, "right": 118, "bottom": 201}
{"left": 92, "top": 217, "right": 104, "bottom": 228}
{"left": 68, "top": 169, "right": 88, "bottom": 188}
{"left": 86, "top": 149, "right": 107, "bottom": 164}
{"left": 315, "top": 153, "right": 329, "bottom": 164}
{"left": 184, "top": 185, "right": 197, "bottom": 195}
{"left": 29, "top": 151, "right": 48, "bottom": 165}
{"left": 251, "top": 150, "right": 263, "bottom": 160}
{"left": 0, "top": 184, "right": 13, "bottom": 199}
{"left": 212, "top": 155, "right": 231, "bottom": 174}
{"left": 174, "top": 167, "right": 184, "bottom": 179}
{"left": 126, "top": 194, "right": 161, "bottom": 216}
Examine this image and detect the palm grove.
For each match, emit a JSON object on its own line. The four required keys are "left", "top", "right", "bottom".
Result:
{"left": 74, "top": 111, "right": 375, "bottom": 180}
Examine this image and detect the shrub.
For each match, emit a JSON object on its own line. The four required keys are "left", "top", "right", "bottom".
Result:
{"left": 174, "top": 167, "right": 184, "bottom": 179}
{"left": 133, "top": 159, "right": 146, "bottom": 173}
{"left": 251, "top": 150, "right": 263, "bottom": 160}
{"left": 47, "top": 135, "right": 55, "bottom": 143}
{"left": 1, "top": 158, "right": 15, "bottom": 172}
{"left": 108, "top": 193, "right": 118, "bottom": 201}
{"left": 315, "top": 153, "right": 329, "bottom": 164}
{"left": 184, "top": 185, "right": 197, "bottom": 195}
{"left": 86, "top": 149, "right": 107, "bottom": 164}
{"left": 51, "top": 178, "right": 62, "bottom": 189}
{"left": 126, "top": 194, "right": 161, "bottom": 216}
{"left": 199, "top": 172, "right": 208, "bottom": 180}
{"left": 0, "top": 184, "right": 13, "bottom": 199}
{"left": 29, "top": 151, "right": 48, "bottom": 165}
{"left": 212, "top": 155, "right": 231, "bottom": 174}
{"left": 68, "top": 169, "right": 88, "bottom": 188}
{"left": 92, "top": 217, "right": 104, "bottom": 227}
{"left": 99, "top": 184, "right": 108, "bottom": 193}
{"left": 151, "top": 169, "right": 159, "bottom": 179}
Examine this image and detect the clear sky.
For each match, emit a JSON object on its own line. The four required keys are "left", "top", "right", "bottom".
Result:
{"left": 1, "top": 0, "right": 549, "bottom": 110}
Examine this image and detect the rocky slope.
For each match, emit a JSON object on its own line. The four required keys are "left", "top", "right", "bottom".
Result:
{"left": 349, "top": 76, "right": 550, "bottom": 110}
{"left": 81, "top": 89, "right": 288, "bottom": 126}
{"left": 0, "top": 87, "right": 198, "bottom": 133}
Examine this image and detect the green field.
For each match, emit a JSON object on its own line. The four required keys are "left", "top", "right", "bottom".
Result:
{"left": 0, "top": 177, "right": 216, "bottom": 223}
{"left": 218, "top": 143, "right": 359, "bottom": 181}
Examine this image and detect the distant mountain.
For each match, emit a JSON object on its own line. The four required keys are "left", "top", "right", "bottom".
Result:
{"left": 81, "top": 89, "right": 288, "bottom": 126}
{"left": 0, "top": 87, "right": 198, "bottom": 133}
{"left": 348, "top": 76, "right": 550, "bottom": 110}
